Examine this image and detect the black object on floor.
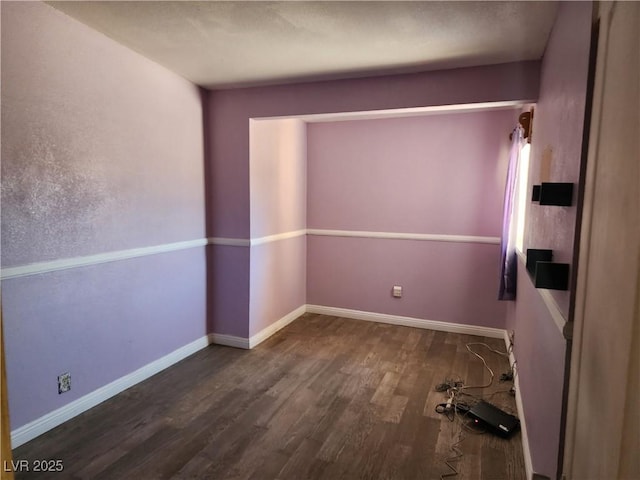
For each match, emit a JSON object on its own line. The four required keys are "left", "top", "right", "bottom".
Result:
{"left": 468, "top": 400, "right": 520, "bottom": 438}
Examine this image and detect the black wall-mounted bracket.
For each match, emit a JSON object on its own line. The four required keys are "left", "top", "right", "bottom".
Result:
{"left": 534, "top": 262, "right": 570, "bottom": 291}
{"left": 532, "top": 185, "right": 541, "bottom": 202}
{"left": 531, "top": 183, "right": 573, "bottom": 206}
{"left": 526, "top": 249, "right": 570, "bottom": 291}
{"left": 526, "top": 249, "right": 553, "bottom": 277}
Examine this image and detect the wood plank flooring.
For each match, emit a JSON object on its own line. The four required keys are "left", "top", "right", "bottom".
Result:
{"left": 12, "top": 314, "right": 526, "bottom": 479}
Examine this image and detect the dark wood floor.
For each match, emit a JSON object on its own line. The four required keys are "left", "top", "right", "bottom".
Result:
{"left": 13, "top": 314, "right": 525, "bottom": 479}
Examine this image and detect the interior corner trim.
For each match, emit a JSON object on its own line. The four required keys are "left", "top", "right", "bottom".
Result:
{"left": 0, "top": 238, "right": 208, "bottom": 280}
{"left": 307, "top": 229, "right": 501, "bottom": 244}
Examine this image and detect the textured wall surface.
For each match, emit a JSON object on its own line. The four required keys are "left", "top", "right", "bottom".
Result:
{"left": 249, "top": 119, "right": 307, "bottom": 336}
{"left": 3, "top": 249, "right": 207, "bottom": 428}
{"left": 1, "top": 2, "right": 206, "bottom": 267}
{"left": 524, "top": 1, "right": 591, "bottom": 317}
{"left": 506, "top": 3, "right": 593, "bottom": 478}
{"left": 507, "top": 260, "right": 567, "bottom": 478}
{"left": 1, "top": 2, "right": 207, "bottom": 430}
{"left": 306, "top": 110, "right": 517, "bottom": 327}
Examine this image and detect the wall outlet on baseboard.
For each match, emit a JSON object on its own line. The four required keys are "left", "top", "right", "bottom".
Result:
{"left": 58, "top": 372, "right": 71, "bottom": 394}
{"left": 392, "top": 285, "right": 402, "bottom": 298}
{"left": 509, "top": 330, "right": 515, "bottom": 348}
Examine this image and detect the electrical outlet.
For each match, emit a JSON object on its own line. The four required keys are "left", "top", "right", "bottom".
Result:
{"left": 58, "top": 372, "right": 71, "bottom": 394}
{"left": 392, "top": 285, "right": 402, "bottom": 298}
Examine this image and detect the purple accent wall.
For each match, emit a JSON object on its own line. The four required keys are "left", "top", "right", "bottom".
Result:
{"left": 524, "top": 1, "right": 592, "bottom": 317}
{"left": 306, "top": 110, "right": 517, "bottom": 328}
{"left": 308, "top": 237, "right": 507, "bottom": 329}
{"left": 207, "top": 62, "right": 539, "bottom": 336}
{"left": 207, "top": 245, "right": 250, "bottom": 338}
{"left": 208, "top": 61, "right": 540, "bottom": 239}
{"left": 506, "top": 3, "right": 592, "bottom": 479}
{"left": 307, "top": 111, "right": 516, "bottom": 234}
{"left": 1, "top": 2, "right": 207, "bottom": 430}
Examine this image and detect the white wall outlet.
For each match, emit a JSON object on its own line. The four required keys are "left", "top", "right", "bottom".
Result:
{"left": 392, "top": 285, "right": 402, "bottom": 298}
{"left": 58, "top": 372, "right": 71, "bottom": 394}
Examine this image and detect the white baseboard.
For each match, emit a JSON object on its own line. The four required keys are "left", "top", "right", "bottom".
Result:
{"left": 208, "top": 304, "right": 307, "bottom": 350}
{"left": 208, "top": 333, "right": 250, "bottom": 349}
{"left": 11, "top": 306, "right": 515, "bottom": 454}
{"left": 504, "top": 331, "right": 534, "bottom": 480}
{"left": 249, "top": 305, "right": 306, "bottom": 348}
{"left": 209, "top": 304, "right": 504, "bottom": 351}
{"left": 306, "top": 304, "right": 505, "bottom": 339}
{"left": 10, "top": 335, "right": 210, "bottom": 448}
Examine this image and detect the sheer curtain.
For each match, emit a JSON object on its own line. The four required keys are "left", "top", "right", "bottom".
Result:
{"left": 498, "top": 126, "right": 525, "bottom": 300}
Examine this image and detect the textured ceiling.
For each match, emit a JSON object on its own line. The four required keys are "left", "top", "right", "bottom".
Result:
{"left": 47, "top": 1, "right": 558, "bottom": 89}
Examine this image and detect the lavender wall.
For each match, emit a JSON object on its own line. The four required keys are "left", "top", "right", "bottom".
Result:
{"left": 306, "top": 110, "right": 517, "bottom": 328}
{"left": 307, "top": 112, "right": 515, "bottom": 234}
{"left": 506, "top": 2, "right": 592, "bottom": 478}
{"left": 3, "top": 250, "right": 206, "bottom": 428}
{"left": 207, "top": 62, "right": 540, "bottom": 336}
{"left": 208, "top": 61, "right": 539, "bottom": 239}
{"left": 1, "top": 3, "right": 205, "bottom": 266}
{"left": 1, "top": 2, "right": 206, "bottom": 430}
{"left": 249, "top": 119, "right": 306, "bottom": 336}
{"left": 308, "top": 237, "right": 507, "bottom": 328}
{"left": 207, "top": 245, "right": 250, "bottom": 338}
{"left": 509, "top": 261, "right": 567, "bottom": 478}
{"left": 524, "top": 1, "right": 592, "bottom": 317}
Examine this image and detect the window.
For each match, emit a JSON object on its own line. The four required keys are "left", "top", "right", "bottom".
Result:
{"left": 514, "top": 142, "right": 531, "bottom": 253}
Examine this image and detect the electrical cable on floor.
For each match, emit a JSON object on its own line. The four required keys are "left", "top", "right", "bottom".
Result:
{"left": 440, "top": 430, "right": 464, "bottom": 480}
{"left": 434, "top": 341, "right": 513, "bottom": 478}
{"left": 459, "top": 342, "right": 508, "bottom": 390}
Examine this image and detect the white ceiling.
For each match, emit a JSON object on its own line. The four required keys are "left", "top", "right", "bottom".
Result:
{"left": 47, "top": 1, "right": 558, "bottom": 89}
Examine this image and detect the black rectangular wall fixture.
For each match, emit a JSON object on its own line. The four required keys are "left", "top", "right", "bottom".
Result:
{"left": 539, "top": 183, "right": 573, "bottom": 206}
{"left": 534, "top": 262, "right": 570, "bottom": 290}
{"left": 526, "top": 249, "right": 553, "bottom": 277}
{"left": 532, "top": 185, "right": 541, "bottom": 202}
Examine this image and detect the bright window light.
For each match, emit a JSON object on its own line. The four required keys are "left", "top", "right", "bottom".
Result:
{"left": 515, "top": 143, "right": 531, "bottom": 252}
